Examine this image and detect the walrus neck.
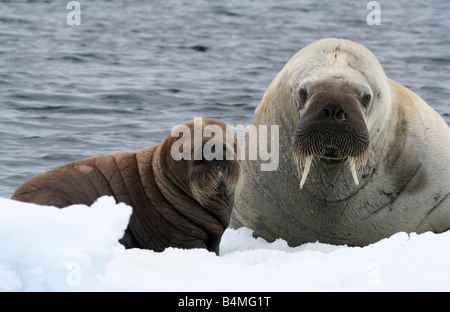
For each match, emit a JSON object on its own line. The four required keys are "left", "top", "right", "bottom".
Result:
{"left": 373, "top": 80, "right": 426, "bottom": 189}
{"left": 152, "top": 143, "right": 195, "bottom": 204}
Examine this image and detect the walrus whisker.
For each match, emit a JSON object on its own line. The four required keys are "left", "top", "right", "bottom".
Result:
{"left": 190, "top": 161, "right": 241, "bottom": 209}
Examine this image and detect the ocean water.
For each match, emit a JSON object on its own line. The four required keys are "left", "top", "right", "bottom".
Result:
{"left": 1, "top": 0, "right": 449, "bottom": 197}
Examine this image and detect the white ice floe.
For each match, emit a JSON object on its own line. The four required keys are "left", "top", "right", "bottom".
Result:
{"left": 1, "top": 196, "right": 449, "bottom": 292}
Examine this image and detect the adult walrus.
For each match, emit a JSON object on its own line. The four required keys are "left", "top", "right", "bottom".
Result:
{"left": 12, "top": 118, "right": 241, "bottom": 254}
{"left": 232, "top": 38, "right": 450, "bottom": 247}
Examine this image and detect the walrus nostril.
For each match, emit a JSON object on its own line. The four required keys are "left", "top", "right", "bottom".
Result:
{"left": 209, "top": 145, "right": 217, "bottom": 161}
{"left": 210, "top": 147, "right": 229, "bottom": 161}
{"left": 336, "top": 110, "right": 346, "bottom": 121}
{"left": 320, "top": 107, "right": 346, "bottom": 121}
{"left": 198, "top": 146, "right": 231, "bottom": 161}
{"left": 321, "top": 108, "right": 331, "bottom": 119}
{"left": 223, "top": 146, "right": 235, "bottom": 160}
{"left": 211, "top": 147, "right": 234, "bottom": 161}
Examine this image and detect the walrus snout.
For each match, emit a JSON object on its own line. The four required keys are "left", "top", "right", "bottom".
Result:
{"left": 292, "top": 91, "right": 370, "bottom": 188}
{"left": 188, "top": 132, "right": 241, "bottom": 209}
{"left": 189, "top": 158, "right": 241, "bottom": 209}
{"left": 293, "top": 92, "right": 370, "bottom": 158}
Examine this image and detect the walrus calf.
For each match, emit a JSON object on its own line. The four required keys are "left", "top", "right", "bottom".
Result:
{"left": 233, "top": 38, "right": 450, "bottom": 247}
{"left": 12, "top": 118, "right": 241, "bottom": 254}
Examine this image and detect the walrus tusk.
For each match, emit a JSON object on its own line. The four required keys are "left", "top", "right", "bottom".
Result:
{"left": 299, "top": 156, "right": 313, "bottom": 189}
{"left": 349, "top": 157, "right": 359, "bottom": 185}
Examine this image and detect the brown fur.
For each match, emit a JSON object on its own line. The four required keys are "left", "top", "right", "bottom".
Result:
{"left": 12, "top": 119, "right": 241, "bottom": 254}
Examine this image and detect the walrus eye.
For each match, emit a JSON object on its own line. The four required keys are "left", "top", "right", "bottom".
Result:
{"left": 298, "top": 87, "right": 308, "bottom": 109}
{"left": 362, "top": 93, "right": 371, "bottom": 107}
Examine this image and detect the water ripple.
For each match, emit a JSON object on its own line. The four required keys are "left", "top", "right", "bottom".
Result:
{"left": 0, "top": 0, "right": 449, "bottom": 197}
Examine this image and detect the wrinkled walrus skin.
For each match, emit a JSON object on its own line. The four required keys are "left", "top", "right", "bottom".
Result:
{"left": 12, "top": 119, "right": 241, "bottom": 254}
{"left": 232, "top": 38, "right": 450, "bottom": 247}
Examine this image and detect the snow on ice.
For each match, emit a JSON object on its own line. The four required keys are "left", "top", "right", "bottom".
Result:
{"left": 1, "top": 195, "right": 449, "bottom": 292}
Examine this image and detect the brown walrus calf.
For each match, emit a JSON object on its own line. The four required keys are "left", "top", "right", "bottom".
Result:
{"left": 12, "top": 118, "right": 241, "bottom": 254}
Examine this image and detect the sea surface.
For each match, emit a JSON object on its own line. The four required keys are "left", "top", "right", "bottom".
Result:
{"left": 1, "top": 0, "right": 449, "bottom": 197}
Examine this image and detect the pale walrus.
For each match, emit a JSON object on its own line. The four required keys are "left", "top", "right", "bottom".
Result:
{"left": 12, "top": 118, "right": 241, "bottom": 254}
{"left": 232, "top": 38, "right": 450, "bottom": 247}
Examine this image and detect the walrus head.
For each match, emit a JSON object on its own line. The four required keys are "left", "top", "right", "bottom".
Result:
{"left": 253, "top": 38, "right": 392, "bottom": 190}
{"left": 292, "top": 82, "right": 371, "bottom": 188}
{"left": 166, "top": 119, "right": 242, "bottom": 213}
{"left": 188, "top": 120, "right": 241, "bottom": 210}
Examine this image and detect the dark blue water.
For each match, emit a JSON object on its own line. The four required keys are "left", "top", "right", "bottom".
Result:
{"left": 1, "top": 0, "right": 449, "bottom": 197}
